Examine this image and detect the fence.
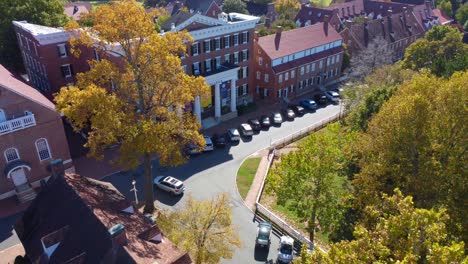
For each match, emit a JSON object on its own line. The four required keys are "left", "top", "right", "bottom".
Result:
{"left": 254, "top": 111, "right": 343, "bottom": 253}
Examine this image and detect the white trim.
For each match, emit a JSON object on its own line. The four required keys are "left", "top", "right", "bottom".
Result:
{"left": 61, "top": 64, "right": 72, "bottom": 78}
{"left": 204, "top": 67, "right": 239, "bottom": 85}
{"left": 63, "top": 159, "right": 73, "bottom": 164}
{"left": 4, "top": 148, "right": 20, "bottom": 163}
{"left": 35, "top": 138, "right": 52, "bottom": 161}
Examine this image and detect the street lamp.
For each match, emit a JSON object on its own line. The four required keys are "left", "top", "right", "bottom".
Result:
{"left": 131, "top": 180, "right": 139, "bottom": 204}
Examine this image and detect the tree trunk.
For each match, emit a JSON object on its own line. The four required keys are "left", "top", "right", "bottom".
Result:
{"left": 308, "top": 206, "right": 317, "bottom": 243}
{"left": 143, "top": 152, "right": 155, "bottom": 213}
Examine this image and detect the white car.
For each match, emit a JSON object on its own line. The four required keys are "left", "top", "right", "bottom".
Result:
{"left": 239, "top": 123, "right": 254, "bottom": 136}
{"left": 271, "top": 112, "right": 283, "bottom": 125}
{"left": 203, "top": 136, "right": 214, "bottom": 151}
{"left": 153, "top": 176, "right": 185, "bottom": 195}
{"left": 325, "top": 91, "right": 340, "bottom": 104}
{"left": 228, "top": 128, "right": 241, "bottom": 142}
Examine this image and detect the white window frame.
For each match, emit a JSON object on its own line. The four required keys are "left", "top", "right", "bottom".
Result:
{"left": 242, "top": 49, "right": 248, "bottom": 62}
{"left": 193, "top": 42, "right": 200, "bottom": 56}
{"left": 233, "top": 34, "right": 239, "bottom": 46}
{"left": 291, "top": 70, "right": 295, "bottom": 78}
{"left": 35, "top": 138, "right": 52, "bottom": 161}
{"left": 61, "top": 64, "right": 72, "bottom": 78}
{"left": 279, "top": 74, "right": 283, "bottom": 83}
{"left": 290, "top": 85, "right": 294, "bottom": 93}
{"left": 215, "top": 56, "right": 221, "bottom": 69}
{"left": 242, "top": 84, "right": 248, "bottom": 95}
{"left": 204, "top": 40, "right": 211, "bottom": 53}
{"left": 205, "top": 59, "right": 212, "bottom": 72}
{"left": 242, "top": 31, "right": 248, "bottom": 44}
{"left": 311, "top": 63, "right": 316, "bottom": 71}
{"left": 319, "top": 60, "right": 323, "bottom": 69}
{"left": 258, "top": 57, "right": 263, "bottom": 65}
{"left": 224, "top": 36, "right": 230, "bottom": 48}
{"left": 193, "top": 62, "right": 200, "bottom": 75}
{"left": 242, "top": 66, "right": 247, "bottom": 78}
{"left": 306, "top": 64, "right": 310, "bottom": 73}
{"left": 264, "top": 74, "right": 269, "bottom": 82}
{"left": 256, "top": 71, "right": 261, "bottom": 80}
{"left": 285, "top": 72, "right": 289, "bottom": 81}
{"left": 57, "top": 44, "right": 67, "bottom": 58}
{"left": 4, "top": 148, "right": 20, "bottom": 163}
{"left": 233, "top": 52, "right": 239, "bottom": 64}
{"left": 215, "top": 38, "right": 221, "bottom": 50}
{"left": 300, "top": 67, "right": 304, "bottom": 75}
{"left": 224, "top": 54, "right": 231, "bottom": 63}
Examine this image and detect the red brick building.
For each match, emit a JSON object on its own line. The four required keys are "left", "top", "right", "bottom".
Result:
{"left": 0, "top": 65, "right": 73, "bottom": 203}
{"left": 13, "top": 21, "right": 93, "bottom": 99}
{"left": 253, "top": 20, "right": 344, "bottom": 104}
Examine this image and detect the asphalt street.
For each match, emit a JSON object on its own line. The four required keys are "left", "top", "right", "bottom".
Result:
{"left": 103, "top": 104, "right": 341, "bottom": 263}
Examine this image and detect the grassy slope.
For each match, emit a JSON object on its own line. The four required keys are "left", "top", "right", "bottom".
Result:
{"left": 236, "top": 157, "right": 262, "bottom": 199}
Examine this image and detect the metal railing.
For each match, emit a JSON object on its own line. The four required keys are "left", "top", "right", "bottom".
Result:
{"left": 0, "top": 114, "right": 36, "bottom": 135}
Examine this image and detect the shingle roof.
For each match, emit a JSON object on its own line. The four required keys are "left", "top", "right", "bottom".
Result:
{"left": 0, "top": 64, "right": 56, "bottom": 112}
{"left": 295, "top": 6, "right": 334, "bottom": 27}
{"left": 257, "top": 23, "right": 342, "bottom": 60}
{"left": 64, "top": 2, "right": 91, "bottom": 21}
{"left": 272, "top": 46, "right": 343, "bottom": 73}
{"left": 432, "top": 8, "right": 453, "bottom": 25}
{"left": 15, "top": 173, "right": 192, "bottom": 264}
{"left": 161, "top": 11, "right": 196, "bottom": 31}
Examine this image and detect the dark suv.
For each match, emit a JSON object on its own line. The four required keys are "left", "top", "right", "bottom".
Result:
{"left": 248, "top": 119, "right": 262, "bottom": 131}
{"left": 314, "top": 93, "right": 328, "bottom": 105}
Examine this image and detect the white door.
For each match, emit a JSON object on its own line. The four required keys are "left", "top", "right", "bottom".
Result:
{"left": 0, "top": 109, "right": 6, "bottom": 122}
{"left": 11, "top": 168, "right": 27, "bottom": 186}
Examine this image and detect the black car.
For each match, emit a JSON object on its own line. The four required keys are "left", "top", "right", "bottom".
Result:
{"left": 282, "top": 108, "right": 296, "bottom": 120}
{"left": 314, "top": 93, "right": 328, "bottom": 105}
{"left": 290, "top": 105, "right": 305, "bottom": 116}
{"left": 260, "top": 115, "right": 271, "bottom": 128}
{"left": 248, "top": 119, "right": 262, "bottom": 131}
{"left": 212, "top": 133, "right": 226, "bottom": 148}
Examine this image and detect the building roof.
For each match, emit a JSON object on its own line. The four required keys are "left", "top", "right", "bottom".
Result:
{"left": 295, "top": 5, "right": 335, "bottom": 27}
{"left": 12, "top": 21, "right": 65, "bottom": 36}
{"left": 257, "top": 23, "right": 342, "bottom": 60}
{"left": 432, "top": 8, "right": 454, "bottom": 25}
{"left": 15, "top": 173, "right": 192, "bottom": 264}
{"left": 161, "top": 11, "right": 197, "bottom": 31}
{"left": 64, "top": 2, "right": 92, "bottom": 21}
{"left": 0, "top": 64, "right": 56, "bottom": 112}
{"left": 272, "top": 46, "right": 343, "bottom": 73}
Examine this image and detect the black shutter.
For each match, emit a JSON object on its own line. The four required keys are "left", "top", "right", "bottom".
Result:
{"left": 246, "top": 50, "right": 249, "bottom": 61}
{"left": 240, "top": 33, "right": 244, "bottom": 44}
{"left": 221, "top": 37, "right": 224, "bottom": 49}
{"left": 238, "top": 85, "right": 242, "bottom": 97}
{"left": 231, "top": 54, "right": 234, "bottom": 64}
{"left": 246, "top": 66, "right": 248, "bottom": 77}
{"left": 56, "top": 46, "right": 61, "bottom": 57}
{"left": 246, "top": 32, "right": 249, "bottom": 43}
{"left": 211, "top": 59, "right": 215, "bottom": 70}
{"left": 191, "top": 45, "right": 194, "bottom": 56}
{"left": 60, "top": 66, "right": 66, "bottom": 77}
{"left": 246, "top": 84, "right": 248, "bottom": 94}
{"left": 231, "top": 35, "right": 234, "bottom": 47}
{"left": 192, "top": 64, "right": 195, "bottom": 75}
{"left": 69, "top": 64, "right": 74, "bottom": 75}
{"left": 211, "top": 39, "right": 215, "bottom": 51}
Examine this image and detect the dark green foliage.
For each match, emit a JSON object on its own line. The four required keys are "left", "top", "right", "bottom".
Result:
{"left": 0, "top": 0, "right": 69, "bottom": 71}
{"left": 223, "top": 0, "right": 249, "bottom": 14}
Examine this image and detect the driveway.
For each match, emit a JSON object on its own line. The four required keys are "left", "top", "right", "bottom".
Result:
{"left": 103, "top": 104, "right": 341, "bottom": 263}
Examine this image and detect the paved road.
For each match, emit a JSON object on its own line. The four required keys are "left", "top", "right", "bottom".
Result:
{"left": 104, "top": 104, "right": 341, "bottom": 263}
{"left": 0, "top": 213, "right": 22, "bottom": 251}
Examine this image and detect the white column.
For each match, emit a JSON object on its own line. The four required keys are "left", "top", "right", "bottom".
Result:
{"left": 194, "top": 96, "right": 202, "bottom": 122}
{"left": 215, "top": 83, "right": 221, "bottom": 118}
{"left": 230, "top": 79, "right": 237, "bottom": 112}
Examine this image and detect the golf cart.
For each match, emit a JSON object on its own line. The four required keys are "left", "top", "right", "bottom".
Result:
{"left": 277, "top": 235, "right": 294, "bottom": 264}
{"left": 255, "top": 222, "right": 272, "bottom": 249}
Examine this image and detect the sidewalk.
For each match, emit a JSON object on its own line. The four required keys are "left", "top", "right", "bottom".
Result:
{"left": 0, "top": 244, "right": 25, "bottom": 263}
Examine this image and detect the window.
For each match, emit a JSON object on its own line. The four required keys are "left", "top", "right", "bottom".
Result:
{"left": 306, "top": 64, "right": 310, "bottom": 73}
{"left": 192, "top": 42, "right": 200, "bottom": 56}
{"left": 4, "top": 148, "right": 19, "bottom": 162}
{"left": 291, "top": 70, "right": 295, "bottom": 78}
{"left": 279, "top": 74, "right": 283, "bottom": 83}
{"left": 264, "top": 88, "right": 269, "bottom": 97}
{"left": 311, "top": 63, "right": 316, "bottom": 71}
{"left": 233, "top": 34, "right": 239, "bottom": 46}
{"left": 61, "top": 64, "right": 72, "bottom": 78}
{"left": 205, "top": 59, "right": 212, "bottom": 72}
{"left": 242, "top": 50, "right": 248, "bottom": 62}
{"left": 242, "top": 84, "right": 248, "bottom": 95}
{"left": 204, "top": 40, "right": 211, "bottom": 53}
{"left": 277, "top": 90, "right": 281, "bottom": 98}
{"left": 224, "top": 54, "right": 231, "bottom": 63}
{"left": 233, "top": 52, "right": 239, "bottom": 64}
{"left": 300, "top": 67, "right": 304, "bottom": 75}
{"left": 192, "top": 62, "right": 200, "bottom": 75}
{"left": 215, "top": 38, "right": 221, "bottom": 50}
{"left": 319, "top": 60, "right": 323, "bottom": 69}
{"left": 258, "top": 57, "right": 263, "bottom": 65}
{"left": 93, "top": 49, "right": 100, "bottom": 61}
{"left": 57, "top": 44, "right": 67, "bottom": 58}
{"left": 215, "top": 57, "right": 221, "bottom": 70}
{"left": 290, "top": 85, "right": 294, "bottom": 93}
{"left": 242, "top": 32, "right": 248, "bottom": 44}
{"left": 36, "top": 139, "right": 51, "bottom": 161}
{"left": 256, "top": 71, "right": 261, "bottom": 80}
{"left": 243, "top": 66, "right": 248, "bottom": 78}
{"left": 264, "top": 74, "right": 269, "bottom": 82}
{"left": 224, "top": 36, "right": 230, "bottom": 48}
{"left": 285, "top": 72, "right": 289, "bottom": 81}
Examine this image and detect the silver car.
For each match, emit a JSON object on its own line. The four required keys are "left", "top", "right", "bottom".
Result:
{"left": 271, "top": 112, "right": 283, "bottom": 125}
{"left": 325, "top": 91, "right": 340, "bottom": 104}
{"left": 154, "top": 176, "right": 185, "bottom": 195}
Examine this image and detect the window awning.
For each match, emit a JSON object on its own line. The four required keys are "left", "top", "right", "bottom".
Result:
{"left": 4, "top": 160, "right": 31, "bottom": 178}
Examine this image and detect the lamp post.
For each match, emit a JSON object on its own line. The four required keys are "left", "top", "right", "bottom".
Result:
{"left": 131, "top": 180, "right": 138, "bottom": 204}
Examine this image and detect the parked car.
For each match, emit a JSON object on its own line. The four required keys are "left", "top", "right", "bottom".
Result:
{"left": 290, "top": 105, "right": 305, "bottom": 116}
{"left": 186, "top": 142, "right": 202, "bottom": 155}
{"left": 153, "top": 176, "right": 185, "bottom": 195}
{"left": 332, "top": 87, "right": 344, "bottom": 95}
{"left": 277, "top": 236, "right": 294, "bottom": 264}
{"left": 325, "top": 91, "right": 340, "bottom": 104}
{"left": 227, "top": 128, "right": 241, "bottom": 142}
{"left": 260, "top": 115, "right": 271, "bottom": 128}
{"left": 203, "top": 136, "right": 214, "bottom": 151}
{"left": 239, "top": 123, "right": 254, "bottom": 136}
{"left": 255, "top": 222, "right": 272, "bottom": 249}
{"left": 212, "top": 133, "right": 226, "bottom": 148}
{"left": 282, "top": 108, "right": 296, "bottom": 120}
{"left": 248, "top": 119, "right": 262, "bottom": 131}
{"left": 299, "top": 99, "right": 318, "bottom": 110}
{"left": 314, "top": 93, "right": 328, "bottom": 105}
{"left": 271, "top": 112, "right": 283, "bottom": 125}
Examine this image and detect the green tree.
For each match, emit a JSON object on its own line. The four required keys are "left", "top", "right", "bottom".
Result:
{"left": 0, "top": 0, "right": 69, "bottom": 71}
{"left": 353, "top": 71, "right": 468, "bottom": 242}
{"left": 55, "top": 0, "right": 209, "bottom": 213}
{"left": 456, "top": 2, "right": 468, "bottom": 25}
{"left": 300, "top": 190, "right": 466, "bottom": 263}
{"left": 267, "top": 124, "right": 355, "bottom": 243}
{"left": 144, "top": 0, "right": 166, "bottom": 8}
{"left": 158, "top": 193, "right": 241, "bottom": 264}
{"left": 271, "top": 18, "right": 298, "bottom": 31}
{"left": 438, "top": 0, "right": 454, "bottom": 17}
{"left": 403, "top": 25, "right": 468, "bottom": 77}
{"left": 222, "top": 0, "right": 248, "bottom": 14}
{"left": 275, "top": 0, "right": 301, "bottom": 20}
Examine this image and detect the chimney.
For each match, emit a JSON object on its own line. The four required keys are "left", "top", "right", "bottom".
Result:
{"left": 323, "top": 15, "right": 329, "bottom": 36}
{"left": 275, "top": 26, "right": 282, "bottom": 50}
{"left": 254, "top": 31, "right": 259, "bottom": 41}
{"left": 109, "top": 224, "right": 127, "bottom": 248}
{"left": 73, "top": 6, "right": 79, "bottom": 15}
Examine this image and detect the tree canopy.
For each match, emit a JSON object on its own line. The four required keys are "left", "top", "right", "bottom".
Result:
{"left": 403, "top": 25, "right": 468, "bottom": 78}
{"left": 275, "top": 0, "right": 301, "bottom": 20}
{"left": 456, "top": 2, "right": 468, "bottom": 25}
{"left": 299, "top": 190, "right": 466, "bottom": 264}
{"left": 55, "top": 0, "right": 209, "bottom": 213}
{"left": 267, "top": 123, "right": 356, "bottom": 243}
{"left": 0, "top": 0, "right": 69, "bottom": 71}
{"left": 158, "top": 193, "right": 241, "bottom": 264}
{"left": 222, "top": 0, "right": 249, "bottom": 14}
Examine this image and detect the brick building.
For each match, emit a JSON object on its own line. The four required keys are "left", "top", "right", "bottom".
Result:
{"left": 162, "top": 11, "right": 260, "bottom": 127}
{"left": 253, "top": 20, "right": 343, "bottom": 104}
{"left": 0, "top": 65, "right": 73, "bottom": 203}
{"left": 13, "top": 21, "right": 93, "bottom": 99}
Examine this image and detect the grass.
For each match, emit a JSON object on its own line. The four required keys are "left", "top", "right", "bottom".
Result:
{"left": 88, "top": 0, "right": 144, "bottom": 8}
{"left": 310, "top": 0, "right": 334, "bottom": 8}
{"left": 236, "top": 157, "right": 262, "bottom": 199}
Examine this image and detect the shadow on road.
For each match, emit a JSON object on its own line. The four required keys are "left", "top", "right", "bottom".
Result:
{"left": 0, "top": 213, "right": 22, "bottom": 249}
{"left": 254, "top": 246, "right": 270, "bottom": 262}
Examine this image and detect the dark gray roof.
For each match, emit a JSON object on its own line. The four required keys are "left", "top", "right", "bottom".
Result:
{"left": 161, "top": 11, "right": 196, "bottom": 32}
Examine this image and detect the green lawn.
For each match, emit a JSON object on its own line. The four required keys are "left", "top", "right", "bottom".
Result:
{"left": 236, "top": 157, "right": 262, "bottom": 199}
{"left": 310, "top": 0, "right": 334, "bottom": 7}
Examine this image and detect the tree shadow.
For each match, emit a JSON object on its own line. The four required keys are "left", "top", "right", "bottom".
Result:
{"left": 0, "top": 212, "right": 23, "bottom": 249}
{"left": 254, "top": 245, "right": 270, "bottom": 262}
